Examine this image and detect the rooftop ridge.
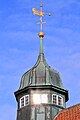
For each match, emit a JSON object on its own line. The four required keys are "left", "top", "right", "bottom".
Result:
{"left": 54, "top": 103, "right": 80, "bottom": 120}
{"left": 67, "top": 103, "right": 80, "bottom": 110}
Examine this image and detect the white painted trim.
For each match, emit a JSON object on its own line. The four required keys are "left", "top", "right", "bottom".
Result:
{"left": 52, "top": 94, "right": 63, "bottom": 107}
{"left": 58, "top": 95, "right": 63, "bottom": 106}
{"left": 52, "top": 94, "right": 57, "bottom": 105}
{"left": 33, "top": 94, "right": 48, "bottom": 104}
{"left": 20, "top": 96, "right": 24, "bottom": 108}
{"left": 24, "top": 95, "right": 29, "bottom": 105}
{"left": 20, "top": 95, "right": 29, "bottom": 108}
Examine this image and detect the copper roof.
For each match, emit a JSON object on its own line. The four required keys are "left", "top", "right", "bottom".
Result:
{"left": 19, "top": 37, "right": 64, "bottom": 90}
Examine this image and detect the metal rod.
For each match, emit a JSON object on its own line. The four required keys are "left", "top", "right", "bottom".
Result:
{"left": 40, "top": 0, "right": 43, "bottom": 32}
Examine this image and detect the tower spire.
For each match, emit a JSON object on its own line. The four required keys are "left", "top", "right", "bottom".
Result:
{"left": 15, "top": 2, "right": 69, "bottom": 120}
{"left": 32, "top": 0, "right": 51, "bottom": 38}
{"left": 38, "top": 0, "right": 45, "bottom": 39}
{"left": 39, "top": 0, "right": 43, "bottom": 32}
{"left": 39, "top": 0, "right": 44, "bottom": 54}
{"left": 32, "top": 0, "right": 51, "bottom": 57}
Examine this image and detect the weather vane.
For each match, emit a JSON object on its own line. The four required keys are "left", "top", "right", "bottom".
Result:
{"left": 32, "top": 0, "right": 51, "bottom": 38}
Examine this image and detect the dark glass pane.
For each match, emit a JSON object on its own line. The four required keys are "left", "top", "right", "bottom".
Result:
{"left": 25, "top": 96, "right": 29, "bottom": 105}
{"left": 58, "top": 96, "right": 62, "bottom": 106}
{"left": 52, "top": 95, "right": 57, "bottom": 104}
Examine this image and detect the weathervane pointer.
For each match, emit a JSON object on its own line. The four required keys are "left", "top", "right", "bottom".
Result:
{"left": 32, "top": 0, "right": 51, "bottom": 38}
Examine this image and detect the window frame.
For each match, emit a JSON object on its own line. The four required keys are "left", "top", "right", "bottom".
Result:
{"left": 52, "top": 94, "right": 57, "bottom": 105}
{"left": 52, "top": 94, "right": 63, "bottom": 107}
{"left": 20, "top": 96, "right": 24, "bottom": 108}
{"left": 58, "top": 95, "right": 63, "bottom": 106}
{"left": 33, "top": 94, "right": 48, "bottom": 104}
{"left": 20, "top": 95, "right": 29, "bottom": 108}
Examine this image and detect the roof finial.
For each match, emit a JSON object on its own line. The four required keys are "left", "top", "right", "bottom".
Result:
{"left": 32, "top": 0, "right": 51, "bottom": 38}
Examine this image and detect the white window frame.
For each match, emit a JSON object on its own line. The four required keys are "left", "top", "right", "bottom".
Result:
{"left": 52, "top": 94, "right": 63, "bottom": 107}
{"left": 20, "top": 96, "right": 24, "bottom": 108}
{"left": 25, "top": 95, "right": 29, "bottom": 106}
{"left": 20, "top": 95, "right": 29, "bottom": 108}
{"left": 58, "top": 95, "right": 63, "bottom": 106}
{"left": 41, "top": 94, "right": 48, "bottom": 103}
{"left": 33, "top": 94, "right": 48, "bottom": 104}
{"left": 52, "top": 94, "right": 57, "bottom": 105}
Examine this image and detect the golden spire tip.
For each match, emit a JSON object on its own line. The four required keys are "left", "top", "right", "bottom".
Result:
{"left": 38, "top": 31, "right": 45, "bottom": 38}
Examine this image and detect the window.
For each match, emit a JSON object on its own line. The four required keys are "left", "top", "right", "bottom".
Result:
{"left": 41, "top": 94, "right": 48, "bottom": 103}
{"left": 52, "top": 94, "right": 57, "bottom": 105}
{"left": 20, "top": 97, "right": 24, "bottom": 108}
{"left": 58, "top": 96, "right": 63, "bottom": 106}
{"left": 20, "top": 95, "right": 29, "bottom": 108}
{"left": 33, "top": 94, "right": 48, "bottom": 104}
{"left": 33, "top": 94, "right": 41, "bottom": 104}
{"left": 25, "top": 95, "right": 29, "bottom": 105}
{"left": 52, "top": 94, "right": 63, "bottom": 107}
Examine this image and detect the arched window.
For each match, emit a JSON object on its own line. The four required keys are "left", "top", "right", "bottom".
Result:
{"left": 20, "top": 95, "right": 29, "bottom": 108}
{"left": 52, "top": 94, "right": 63, "bottom": 107}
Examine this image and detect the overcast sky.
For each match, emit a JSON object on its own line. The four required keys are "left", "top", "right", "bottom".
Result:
{"left": 0, "top": 0, "right": 80, "bottom": 120}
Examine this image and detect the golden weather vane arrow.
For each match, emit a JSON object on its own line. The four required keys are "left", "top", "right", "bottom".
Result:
{"left": 32, "top": 0, "right": 51, "bottom": 38}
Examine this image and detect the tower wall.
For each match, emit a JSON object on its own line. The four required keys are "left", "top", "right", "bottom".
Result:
{"left": 17, "top": 106, "right": 30, "bottom": 120}
{"left": 15, "top": 87, "right": 68, "bottom": 120}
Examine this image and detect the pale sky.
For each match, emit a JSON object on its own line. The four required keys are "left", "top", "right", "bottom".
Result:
{"left": 0, "top": 0, "right": 80, "bottom": 120}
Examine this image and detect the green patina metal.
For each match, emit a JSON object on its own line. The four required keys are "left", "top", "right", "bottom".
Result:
{"left": 40, "top": 38, "right": 43, "bottom": 54}
{"left": 15, "top": 37, "right": 69, "bottom": 120}
{"left": 20, "top": 38, "right": 64, "bottom": 90}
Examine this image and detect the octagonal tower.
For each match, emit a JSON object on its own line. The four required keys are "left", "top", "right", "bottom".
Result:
{"left": 14, "top": 1, "right": 69, "bottom": 120}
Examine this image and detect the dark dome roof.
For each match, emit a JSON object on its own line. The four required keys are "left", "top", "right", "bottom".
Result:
{"left": 19, "top": 38, "right": 64, "bottom": 90}
{"left": 19, "top": 53, "right": 64, "bottom": 89}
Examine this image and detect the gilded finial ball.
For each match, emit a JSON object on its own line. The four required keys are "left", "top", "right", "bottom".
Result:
{"left": 38, "top": 31, "right": 45, "bottom": 38}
